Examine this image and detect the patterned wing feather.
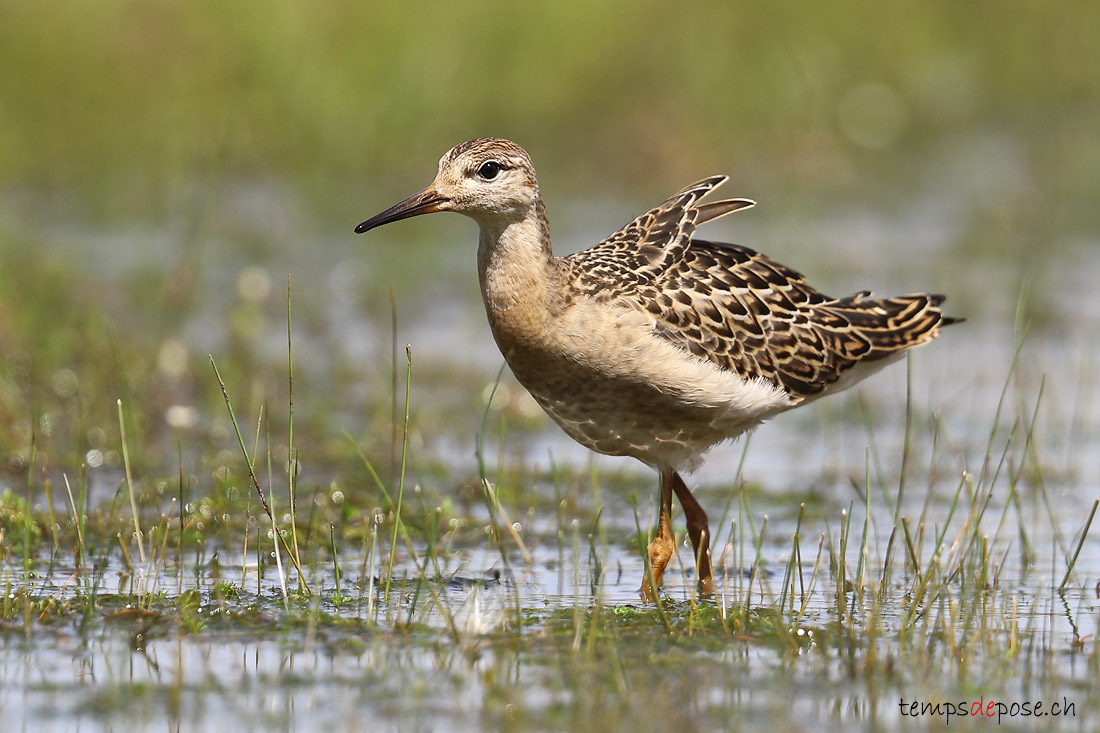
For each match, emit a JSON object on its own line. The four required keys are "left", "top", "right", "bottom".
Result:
{"left": 563, "top": 176, "right": 728, "bottom": 298}
{"left": 634, "top": 240, "right": 959, "bottom": 399}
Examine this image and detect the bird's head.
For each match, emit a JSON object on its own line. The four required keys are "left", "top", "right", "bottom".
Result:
{"left": 355, "top": 138, "right": 539, "bottom": 234}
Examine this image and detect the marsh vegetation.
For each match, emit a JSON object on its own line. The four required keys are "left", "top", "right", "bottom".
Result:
{"left": 2, "top": 2, "right": 1099, "bottom": 730}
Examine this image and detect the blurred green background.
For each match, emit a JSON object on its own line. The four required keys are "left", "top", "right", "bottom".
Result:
{"left": 1, "top": 0, "right": 1098, "bottom": 479}
{"left": 2, "top": 0, "right": 1097, "bottom": 219}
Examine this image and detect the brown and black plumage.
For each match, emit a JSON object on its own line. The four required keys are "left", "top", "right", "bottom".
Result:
{"left": 356, "top": 137, "right": 962, "bottom": 600}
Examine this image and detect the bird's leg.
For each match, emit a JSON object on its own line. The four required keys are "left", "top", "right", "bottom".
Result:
{"left": 640, "top": 468, "right": 676, "bottom": 602}
{"left": 670, "top": 471, "right": 715, "bottom": 596}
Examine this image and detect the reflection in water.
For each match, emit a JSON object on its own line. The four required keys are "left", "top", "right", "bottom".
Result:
{"left": 3, "top": 502, "right": 1097, "bottom": 731}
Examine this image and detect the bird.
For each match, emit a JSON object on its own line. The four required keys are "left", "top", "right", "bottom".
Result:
{"left": 355, "top": 137, "right": 962, "bottom": 601}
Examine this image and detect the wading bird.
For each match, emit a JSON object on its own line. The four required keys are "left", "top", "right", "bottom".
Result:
{"left": 355, "top": 138, "right": 960, "bottom": 600}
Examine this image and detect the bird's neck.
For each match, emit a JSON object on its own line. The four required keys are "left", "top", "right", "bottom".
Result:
{"left": 475, "top": 196, "right": 559, "bottom": 349}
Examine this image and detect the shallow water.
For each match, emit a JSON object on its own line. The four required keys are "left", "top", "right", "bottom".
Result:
{"left": 4, "top": 525, "right": 1097, "bottom": 732}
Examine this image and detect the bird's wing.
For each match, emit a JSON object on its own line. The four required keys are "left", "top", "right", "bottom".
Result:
{"left": 561, "top": 176, "right": 753, "bottom": 300}
{"left": 632, "top": 239, "right": 958, "bottom": 400}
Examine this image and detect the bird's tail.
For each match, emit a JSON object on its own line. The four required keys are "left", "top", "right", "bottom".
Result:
{"left": 822, "top": 292, "right": 964, "bottom": 360}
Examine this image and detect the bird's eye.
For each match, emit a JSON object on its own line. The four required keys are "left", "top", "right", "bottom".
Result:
{"left": 477, "top": 160, "right": 502, "bottom": 180}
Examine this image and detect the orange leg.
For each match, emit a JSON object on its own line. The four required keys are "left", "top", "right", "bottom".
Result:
{"left": 640, "top": 468, "right": 676, "bottom": 601}
{"left": 670, "top": 471, "right": 714, "bottom": 596}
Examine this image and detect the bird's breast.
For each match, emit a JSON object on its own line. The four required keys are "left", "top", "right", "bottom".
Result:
{"left": 483, "top": 297, "right": 791, "bottom": 468}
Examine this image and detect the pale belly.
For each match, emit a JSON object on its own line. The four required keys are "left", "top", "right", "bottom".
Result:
{"left": 490, "top": 305, "right": 792, "bottom": 470}
{"left": 522, "top": 365, "right": 745, "bottom": 470}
